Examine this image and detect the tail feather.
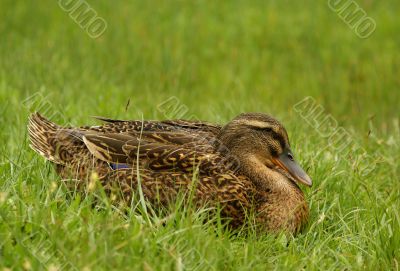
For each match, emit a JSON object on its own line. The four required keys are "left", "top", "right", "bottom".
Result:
{"left": 28, "top": 112, "right": 64, "bottom": 163}
{"left": 28, "top": 112, "right": 86, "bottom": 165}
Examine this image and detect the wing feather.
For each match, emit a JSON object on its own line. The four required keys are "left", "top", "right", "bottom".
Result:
{"left": 81, "top": 130, "right": 223, "bottom": 173}
{"left": 83, "top": 133, "right": 137, "bottom": 163}
{"left": 84, "top": 117, "right": 222, "bottom": 135}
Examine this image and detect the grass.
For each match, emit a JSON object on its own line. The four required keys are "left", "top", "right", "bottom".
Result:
{"left": 0, "top": 0, "right": 399, "bottom": 270}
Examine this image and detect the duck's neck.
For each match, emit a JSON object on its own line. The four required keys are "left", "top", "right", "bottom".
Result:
{"left": 240, "top": 155, "right": 301, "bottom": 193}
{"left": 240, "top": 155, "right": 308, "bottom": 233}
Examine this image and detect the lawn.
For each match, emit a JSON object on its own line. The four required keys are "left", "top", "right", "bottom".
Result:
{"left": 0, "top": 0, "right": 399, "bottom": 270}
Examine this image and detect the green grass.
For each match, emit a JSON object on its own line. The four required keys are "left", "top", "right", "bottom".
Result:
{"left": 1, "top": 0, "right": 399, "bottom": 270}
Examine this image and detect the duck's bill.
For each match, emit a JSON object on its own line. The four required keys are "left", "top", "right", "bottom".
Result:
{"left": 272, "top": 150, "right": 312, "bottom": 187}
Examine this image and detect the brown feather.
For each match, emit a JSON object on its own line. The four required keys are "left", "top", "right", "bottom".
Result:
{"left": 28, "top": 112, "right": 310, "bottom": 234}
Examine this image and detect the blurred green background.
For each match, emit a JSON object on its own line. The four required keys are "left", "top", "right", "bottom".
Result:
{"left": 1, "top": 1, "right": 398, "bottom": 126}
{"left": 0, "top": 0, "right": 399, "bottom": 270}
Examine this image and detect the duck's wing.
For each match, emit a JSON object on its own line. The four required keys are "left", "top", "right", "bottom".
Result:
{"left": 82, "top": 131, "right": 226, "bottom": 174}
{"left": 160, "top": 119, "right": 222, "bottom": 135}
{"left": 88, "top": 117, "right": 222, "bottom": 136}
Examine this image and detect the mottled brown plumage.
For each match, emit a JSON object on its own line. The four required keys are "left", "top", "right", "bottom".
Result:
{"left": 28, "top": 112, "right": 312, "bottom": 234}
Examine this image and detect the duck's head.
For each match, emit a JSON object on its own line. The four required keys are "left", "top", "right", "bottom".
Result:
{"left": 217, "top": 113, "right": 312, "bottom": 187}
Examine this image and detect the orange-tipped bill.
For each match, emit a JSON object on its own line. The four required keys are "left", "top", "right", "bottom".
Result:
{"left": 272, "top": 149, "right": 312, "bottom": 187}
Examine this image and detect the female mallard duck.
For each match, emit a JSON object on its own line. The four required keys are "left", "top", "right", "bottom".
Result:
{"left": 28, "top": 112, "right": 312, "bottom": 234}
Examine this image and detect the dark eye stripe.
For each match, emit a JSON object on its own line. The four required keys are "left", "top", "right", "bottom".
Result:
{"left": 250, "top": 125, "right": 273, "bottom": 132}
{"left": 249, "top": 125, "right": 287, "bottom": 150}
{"left": 272, "top": 133, "right": 286, "bottom": 149}
{"left": 270, "top": 147, "right": 278, "bottom": 157}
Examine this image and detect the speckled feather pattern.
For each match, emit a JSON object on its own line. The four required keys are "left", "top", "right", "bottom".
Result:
{"left": 28, "top": 112, "right": 309, "bottom": 234}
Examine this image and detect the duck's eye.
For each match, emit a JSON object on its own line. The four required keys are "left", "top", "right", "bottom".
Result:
{"left": 252, "top": 126, "right": 273, "bottom": 132}
{"left": 288, "top": 153, "right": 294, "bottom": 161}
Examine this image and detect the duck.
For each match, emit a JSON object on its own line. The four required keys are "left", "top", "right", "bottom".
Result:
{"left": 28, "top": 112, "right": 312, "bottom": 234}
